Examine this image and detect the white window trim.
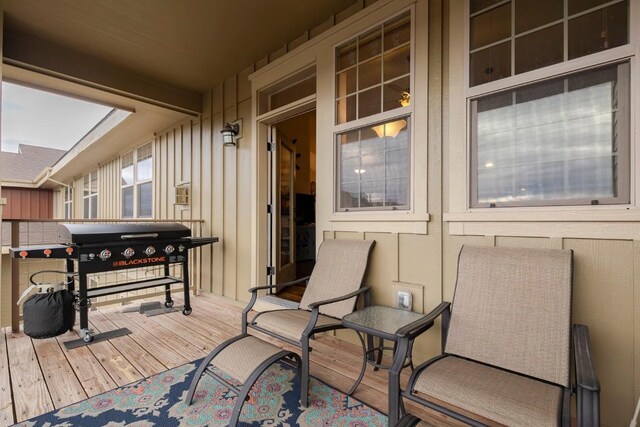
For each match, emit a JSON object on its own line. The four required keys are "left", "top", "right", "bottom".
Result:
{"left": 121, "top": 142, "right": 154, "bottom": 219}
{"left": 445, "top": 0, "right": 640, "bottom": 239}
{"left": 332, "top": 6, "right": 417, "bottom": 215}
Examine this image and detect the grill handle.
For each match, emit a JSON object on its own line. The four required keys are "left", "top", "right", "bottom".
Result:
{"left": 120, "top": 233, "right": 159, "bottom": 240}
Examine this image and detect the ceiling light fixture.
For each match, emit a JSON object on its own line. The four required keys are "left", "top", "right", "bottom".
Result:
{"left": 399, "top": 91, "right": 411, "bottom": 107}
{"left": 372, "top": 119, "right": 407, "bottom": 138}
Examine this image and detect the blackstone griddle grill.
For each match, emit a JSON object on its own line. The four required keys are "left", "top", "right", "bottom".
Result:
{"left": 10, "top": 223, "right": 217, "bottom": 348}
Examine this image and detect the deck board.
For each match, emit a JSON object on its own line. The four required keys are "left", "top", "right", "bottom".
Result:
{"left": 89, "top": 311, "right": 165, "bottom": 377}
{"left": 56, "top": 332, "right": 118, "bottom": 397}
{"left": 1, "top": 292, "right": 462, "bottom": 426}
{"left": 31, "top": 337, "right": 87, "bottom": 408}
{"left": 5, "top": 330, "right": 54, "bottom": 422}
{"left": 0, "top": 329, "right": 14, "bottom": 426}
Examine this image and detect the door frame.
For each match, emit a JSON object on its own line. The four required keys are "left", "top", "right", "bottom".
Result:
{"left": 252, "top": 96, "right": 316, "bottom": 290}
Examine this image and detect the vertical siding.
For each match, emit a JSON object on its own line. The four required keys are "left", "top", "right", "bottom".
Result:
{"left": 2, "top": 188, "right": 54, "bottom": 219}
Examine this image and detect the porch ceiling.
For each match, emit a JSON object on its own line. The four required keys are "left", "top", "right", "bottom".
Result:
{"left": 0, "top": 0, "right": 358, "bottom": 94}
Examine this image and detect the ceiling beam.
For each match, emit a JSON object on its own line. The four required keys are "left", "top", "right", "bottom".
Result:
{"left": 3, "top": 30, "right": 202, "bottom": 115}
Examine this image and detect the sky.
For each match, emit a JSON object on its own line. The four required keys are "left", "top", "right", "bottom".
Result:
{"left": 1, "top": 82, "right": 113, "bottom": 153}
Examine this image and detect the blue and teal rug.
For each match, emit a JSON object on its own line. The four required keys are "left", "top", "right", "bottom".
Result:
{"left": 15, "top": 359, "right": 387, "bottom": 426}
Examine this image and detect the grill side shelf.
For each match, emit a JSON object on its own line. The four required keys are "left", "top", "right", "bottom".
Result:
{"left": 9, "top": 244, "right": 74, "bottom": 259}
{"left": 86, "top": 276, "right": 183, "bottom": 298}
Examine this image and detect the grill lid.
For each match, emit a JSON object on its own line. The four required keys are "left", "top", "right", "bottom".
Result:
{"left": 59, "top": 223, "right": 191, "bottom": 244}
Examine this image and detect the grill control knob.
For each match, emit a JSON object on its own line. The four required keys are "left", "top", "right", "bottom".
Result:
{"left": 123, "top": 247, "right": 135, "bottom": 258}
{"left": 164, "top": 244, "right": 175, "bottom": 254}
{"left": 99, "top": 249, "right": 111, "bottom": 261}
{"left": 144, "top": 246, "right": 156, "bottom": 256}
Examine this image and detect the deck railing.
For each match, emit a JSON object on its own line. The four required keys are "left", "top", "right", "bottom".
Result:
{"left": 1, "top": 218, "right": 205, "bottom": 331}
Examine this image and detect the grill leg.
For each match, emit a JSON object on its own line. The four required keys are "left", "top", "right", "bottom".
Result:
{"left": 163, "top": 264, "right": 174, "bottom": 308}
{"left": 78, "top": 273, "right": 92, "bottom": 342}
{"left": 66, "top": 259, "right": 75, "bottom": 332}
{"left": 182, "top": 257, "right": 192, "bottom": 315}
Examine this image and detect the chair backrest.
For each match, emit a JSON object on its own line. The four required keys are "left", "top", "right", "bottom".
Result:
{"left": 299, "top": 239, "right": 375, "bottom": 319}
{"left": 445, "top": 245, "right": 572, "bottom": 387}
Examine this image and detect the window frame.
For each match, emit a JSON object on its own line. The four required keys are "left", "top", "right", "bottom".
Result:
{"left": 63, "top": 184, "right": 73, "bottom": 219}
{"left": 332, "top": 7, "right": 416, "bottom": 213}
{"left": 469, "top": 60, "right": 631, "bottom": 208}
{"left": 465, "top": 0, "right": 634, "bottom": 211}
{"left": 83, "top": 170, "right": 98, "bottom": 219}
{"left": 121, "top": 142, "right": 154, "bottom": 219}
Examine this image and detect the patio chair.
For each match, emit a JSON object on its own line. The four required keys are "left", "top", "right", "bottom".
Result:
{"left": 389, "top": 245, "right": 600, "bottom": 427}
{"left": 242, "top": 238, "right": 375, "bottom": 406}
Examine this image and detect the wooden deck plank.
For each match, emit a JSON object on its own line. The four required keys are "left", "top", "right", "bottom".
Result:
{"left": 84, "top": 332, "right": 143, "bottom": 387}
{"left": 102, "top": 310, "right": 189, "bottom": 368}
{"left": 89, "top": 311, "right": 165, "bottom": 377}
{"left": 145, "top": 311, "right": 219, "bottom": 352}
{"left": 0, "top": 329, "right": 14, "bottom": 427}
{"left": 5, "top": 330, "right": 54, "bottom": 422}
{"left": 4, "top": 294, "right": 466, "bottom": 425}
{"left": 120, "top": 310, "right": 208, "bottom": 361}
{"left": 56, "top": 332, "right": 118, "bottom": 397}
{"left": 31, "top": 337, "right": 87, "bottom": 408}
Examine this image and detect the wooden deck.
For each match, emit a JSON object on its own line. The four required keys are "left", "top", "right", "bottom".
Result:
{"left": 0, "top": 292, "right": 460, "bottom": 426}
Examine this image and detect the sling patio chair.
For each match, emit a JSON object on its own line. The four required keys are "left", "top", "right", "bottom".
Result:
{"left": 241, "top": 238, "right": 375, "bottom": 406}
{"left": 389, "top": 245, "right": 600, "bottom": 427}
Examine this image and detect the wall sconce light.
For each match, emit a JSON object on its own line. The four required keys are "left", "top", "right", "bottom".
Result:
{"left": 221, "top": 122, "right": 240, "bottom": 147}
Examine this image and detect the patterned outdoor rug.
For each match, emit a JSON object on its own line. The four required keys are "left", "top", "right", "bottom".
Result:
{"left": 15, "top": 359, "right": 387, "bottom": 426}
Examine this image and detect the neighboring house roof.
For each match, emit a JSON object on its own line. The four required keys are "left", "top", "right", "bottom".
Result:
{"left": 1, "top": 144, "right": 66, "bottom": 182}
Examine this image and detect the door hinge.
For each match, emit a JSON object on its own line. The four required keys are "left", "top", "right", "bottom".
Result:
{"left": 267, "top": 204, "right": 273, "bottom": 214}
{"left": 267, "top": 266, "right": 275, "bottom": 276}
{"left": 267, "top": 142, "right": 276, "bottom": 152}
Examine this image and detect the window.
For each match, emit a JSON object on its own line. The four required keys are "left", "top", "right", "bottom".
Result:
{"left": 471, "top": 62, "right": 629, "bottom": 207}
{"left": 83, "top": 170, "right": 98, "bottom": 219}
{"left": 335, "top": 11, "right": 412, "bottom": 211}
{"left": 470, "top": 0, "right": 628, "bottom": 86}
{"left": 122, "top": 142, "right": 153, "bottom": 218}
{"left": 63, "top": 185, "right": 73, "bottom": 219}
{"left": 468, "top": 0, "right": 630, "bottom": 208}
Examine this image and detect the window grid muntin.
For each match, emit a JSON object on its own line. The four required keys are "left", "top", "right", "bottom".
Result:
{"left": 121, "top": 142, "right": 153, "bottom": 218}
{"left": 64, "top": 185, "right": 73, "bottom": 219}
{"left": 469, "top": 0, "right": 629, "bottom": 86}
{"left": 469, "top": 61, "right": 630, "bottom": 208}
{"left": 335, "top": 11, "right": 412, "bottom": 125}
{"left": 82, "top": 170, "right": 98, "bottom": 219}
{"left": 337, "top": 116, "right": 411, "bottom": 211}
{"left": 333, "top": 9, "right": 414, "bottom": 212}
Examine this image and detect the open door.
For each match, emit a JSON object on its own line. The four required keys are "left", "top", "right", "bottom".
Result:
{"left": 269, "top": 127, "right": 297, "bottom": 285}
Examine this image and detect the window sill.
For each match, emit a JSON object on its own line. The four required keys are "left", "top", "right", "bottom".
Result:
{"left": 444, "top": 208, "right": 640, "bottom": 240}
{"left": 329, "top": 212, "right": 430, "bottom": 234}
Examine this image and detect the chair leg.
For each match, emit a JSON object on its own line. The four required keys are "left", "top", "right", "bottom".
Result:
{"left": 301, "top": 339, "right": 310, "bottom": 407}
{"left": 185, "top": 346, "right": 223, "bottom": 405}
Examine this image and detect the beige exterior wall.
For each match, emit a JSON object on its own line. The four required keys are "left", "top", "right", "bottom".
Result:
{"left": 42, "top": 0, "right": 637, "bottom": 425}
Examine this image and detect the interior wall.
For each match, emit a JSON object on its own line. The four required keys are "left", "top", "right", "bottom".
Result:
{"left": 274, "top": 111, "right": 316, "bottom": 196}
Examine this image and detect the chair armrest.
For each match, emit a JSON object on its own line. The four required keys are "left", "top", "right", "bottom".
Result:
{"left": 307, "top": 287, "right": 371, "bottom": 309}
{"left": 242, "top": 276, "right": 310, "bottom": 334}
{"left": 247, "top": 276, "right": 310, "bottom": 293}
{"left": 574, "top": 324, "right": 600, "bottom": 392}
{"left": 395, "top": 301, "right": 451, "bottom": 339}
